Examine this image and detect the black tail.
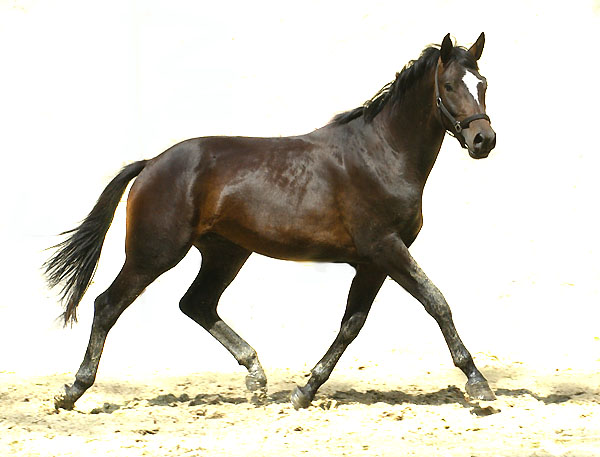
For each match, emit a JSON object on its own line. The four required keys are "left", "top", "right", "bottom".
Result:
{"left": 43, "top": 160, "right": 148, "bottom": 326}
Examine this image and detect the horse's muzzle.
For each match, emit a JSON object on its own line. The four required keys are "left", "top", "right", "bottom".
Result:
{"left": 467, "top": 125, "right": 496, "bottom": 159}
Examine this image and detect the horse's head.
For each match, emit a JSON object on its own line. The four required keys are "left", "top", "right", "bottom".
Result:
{"left": 435, "top": 33, "right": 496, "bottom": 159}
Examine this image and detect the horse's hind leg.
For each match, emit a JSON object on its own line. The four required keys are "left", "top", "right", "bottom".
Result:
{"left": 179, "top": 239, "right": 267, "bottom": 400}
{"left": 54, "top": 259, "right": 179, "bottom": 410}
{"left": 291, "top": 265, "right": 387, "bottom": 409}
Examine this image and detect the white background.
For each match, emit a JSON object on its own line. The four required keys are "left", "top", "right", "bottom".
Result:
{"left": 1, "top": 0, "right": 599, "bottom": 379}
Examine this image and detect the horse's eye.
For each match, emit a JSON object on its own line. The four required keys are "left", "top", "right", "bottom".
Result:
{"left": 444, "top": 83, "right": 453, "bottom": 92}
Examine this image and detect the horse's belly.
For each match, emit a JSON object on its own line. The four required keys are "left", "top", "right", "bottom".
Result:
{"left": 209, "top": 213, "right": 358, "bottom": 263}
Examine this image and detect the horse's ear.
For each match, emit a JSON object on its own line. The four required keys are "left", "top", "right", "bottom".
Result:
{"left": 440, "top": 33, "right": 453, "bottom": 64}
{"left": 469, "top": 32, "right": 485, "bottom": 61}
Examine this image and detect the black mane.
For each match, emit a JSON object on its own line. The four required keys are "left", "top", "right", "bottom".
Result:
{"left": 332, "top": 44, "right": 478, "bottom": 125}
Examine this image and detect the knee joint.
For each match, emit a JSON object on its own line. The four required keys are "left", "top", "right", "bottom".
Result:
{"left": 340, "top": 313, "right": 367, "bottom": 343}
{"left": 424, "top": 299, "right": 452, "bottom": 322}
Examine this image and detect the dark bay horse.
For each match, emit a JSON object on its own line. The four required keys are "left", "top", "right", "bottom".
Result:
{"left": 45, "top": 33, "right": 496, "bottom": 410}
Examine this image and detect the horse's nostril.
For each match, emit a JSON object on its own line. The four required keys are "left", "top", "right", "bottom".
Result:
{"left": 474, "top": 133, "right": 484, "bottom": 145}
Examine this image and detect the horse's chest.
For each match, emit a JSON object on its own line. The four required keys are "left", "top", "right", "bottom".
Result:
{"left": 380, "top": 191, "right": 424, "bottom": 244}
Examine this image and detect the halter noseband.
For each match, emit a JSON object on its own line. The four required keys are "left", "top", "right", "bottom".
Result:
{"left": 434, "top": 60, "right": 490, "bottom": 150}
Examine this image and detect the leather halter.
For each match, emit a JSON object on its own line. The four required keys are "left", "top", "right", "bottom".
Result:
{"left": 434, "top": 60, "right": 490, "bottom": 150}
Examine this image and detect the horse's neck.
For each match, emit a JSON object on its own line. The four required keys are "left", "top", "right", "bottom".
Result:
{"left": 375, "top": 77, "right": 446, "bottom": 186}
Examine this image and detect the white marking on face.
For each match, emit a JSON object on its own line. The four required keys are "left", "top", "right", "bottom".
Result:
{"left": 462, "top": 70, "right": 483, "bottom": 107}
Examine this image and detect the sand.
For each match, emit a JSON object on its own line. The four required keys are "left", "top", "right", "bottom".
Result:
{"left": 2, "top": 356, "right": 599, "bottom": 457}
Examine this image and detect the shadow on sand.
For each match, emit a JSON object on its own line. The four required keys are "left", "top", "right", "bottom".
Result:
{"left": 86, "top": 384, "right": 576, "bottom": 416}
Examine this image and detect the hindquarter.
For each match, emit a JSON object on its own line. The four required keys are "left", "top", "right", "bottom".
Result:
{"left": 124, "top": 141, "right": 201, "bottom": 269}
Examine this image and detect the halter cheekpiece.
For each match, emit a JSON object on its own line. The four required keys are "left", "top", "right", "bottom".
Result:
{"left": 434, "top": 60, "right": 490, "bottom": 149}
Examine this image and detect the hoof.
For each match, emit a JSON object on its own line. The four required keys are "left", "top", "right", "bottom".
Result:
{"left": 245, "top": 373, "right": 267, "bottom": 392}
{"left": 291, "top": 386, "right": 312, "bottom": 410}
{"left": 245, "top": 373, "right": 268, "bottom": 405}
{"left": 54, "top": 384, "right": 75, "bottom": 411}
{"left": 465, "top": 379, "right": 496, "bottom": 401}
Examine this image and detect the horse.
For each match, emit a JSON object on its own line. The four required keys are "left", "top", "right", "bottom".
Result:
{"left": 44, "top": 33, "right": 497, "bottom": 410}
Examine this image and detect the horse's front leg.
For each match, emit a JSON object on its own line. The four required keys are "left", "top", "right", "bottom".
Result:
{"left": 291, "top": 265, "right": 386, "bottom": 409}
{"left": 372, "top": 233, "right": 495, "bottom": 401}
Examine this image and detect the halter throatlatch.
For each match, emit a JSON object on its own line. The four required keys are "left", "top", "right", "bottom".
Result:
{"left": 434, "top": 60, "right": 490, "bottom": 149}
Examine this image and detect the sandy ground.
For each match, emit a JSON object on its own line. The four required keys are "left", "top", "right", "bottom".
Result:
{"left": 2, "top": 357, "right": 599, "bottom": 457}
